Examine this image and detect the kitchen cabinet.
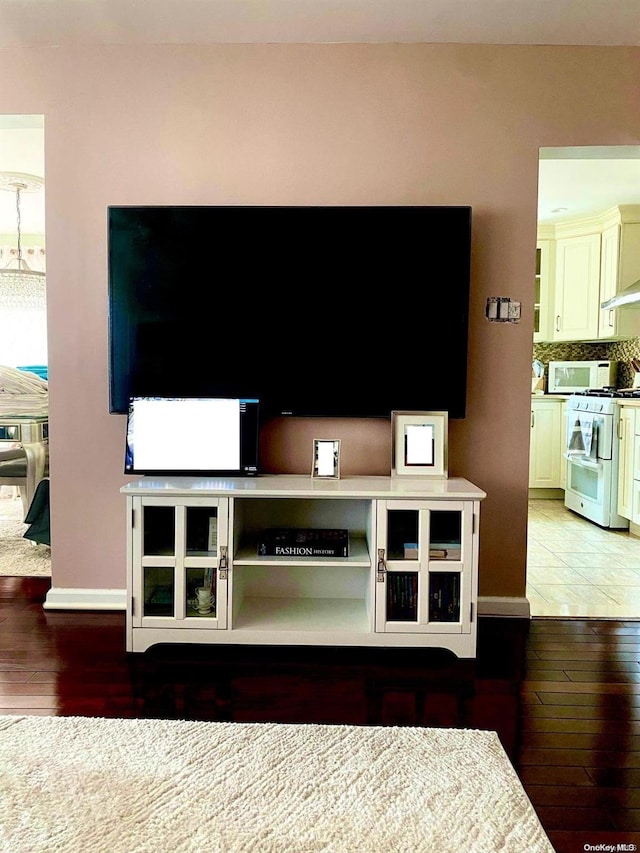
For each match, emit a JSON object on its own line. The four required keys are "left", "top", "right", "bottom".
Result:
{"left": 534, "top": 240, "right": 553, "bottom": 342}
{"left": 617, "top": 404, "right": 640, "bottom": 525}
{"left": 560, "top": 401, "right": 568, "bottom": 489}
{"left": 529, "top": 398, "right": 564, "bottom": 489}
{"left": 123, "top": 475, "right": 485, "bottom": 658}
{"left": 632, "top": 414, "right": 640, "bottom": 527}
{"left": 552, "top": 232, "right": 601, "bottom": 341}
{"left": 598, "top": 206, "right": 640, "bottom": 340}
{"left": 536, "top": 205, "right": 640, "bottom": 344}
{"left": 617, "top": 406, "right": 635, "bottom": 520}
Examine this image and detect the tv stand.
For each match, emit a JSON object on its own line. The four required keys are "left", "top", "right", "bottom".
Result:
{"left": 122, "top": 475, "right": 486, "bottom": 657}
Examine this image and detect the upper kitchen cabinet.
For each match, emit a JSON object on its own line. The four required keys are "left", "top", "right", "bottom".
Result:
{"left": 598, "top": 205, "right": 640, "bottom": 340}
{"left": 553, "top": 230, "right": 601, "bottom": 341}
{"left": 537, "top": 205, "right": 640, "bottom": 343}
{"left": 534, "top": 238, "right": 554, "bottom": 342}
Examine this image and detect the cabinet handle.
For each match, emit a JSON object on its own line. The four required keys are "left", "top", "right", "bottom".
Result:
{"left": 377, "top": 548, "right": 386, "bottom": 583}
{"left": 555, "top": 315, "right": 561, "bottom": 332}
{"left": 531, "top": 411, "right": 535, "bottom": 428}
{"left": 218, "top": 545, "right": 228, "bottom": 580}
{"left": 608, "top": 309, "right": 615, "bottom": 328}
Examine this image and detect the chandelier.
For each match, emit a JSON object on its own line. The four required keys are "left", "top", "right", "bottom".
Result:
{"left": 0, "top": 172, "right": 45, "bottom": 311}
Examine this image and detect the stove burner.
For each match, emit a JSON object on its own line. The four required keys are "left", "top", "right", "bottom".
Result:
{"left": 576, "top": 387, "right": 640, "bottom": 398}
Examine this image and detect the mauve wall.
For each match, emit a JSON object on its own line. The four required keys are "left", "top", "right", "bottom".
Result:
{"left": 1, "top": 44, "right": 638, "bottom": 600}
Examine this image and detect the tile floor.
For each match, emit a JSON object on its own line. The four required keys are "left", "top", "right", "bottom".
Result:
{"left": 527, "top": 498, "right": 640, "bottom": 619}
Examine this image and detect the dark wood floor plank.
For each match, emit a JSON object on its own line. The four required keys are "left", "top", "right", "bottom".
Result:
{"left": 522, "top": 702, "right": 640, "bottom": 721}
{"left": 549, "top": 830, "right": 640, "bottom": 853}
{"left": 587, "top": 767, "right": 640, "bottom": 787}
{"left": 523, "top": 690, "right": 640, "bottom": 705}
{"left": 517, "top": 765, "right": 594, "bottom": 786}
{"left": 526, "top": 658, "right": 640, "bottom": 672}
{"left": 533, "top": 805, "right": 615, "bottom": 831}
{"left": 522, "top": 717, "right": 640, "bottom": 735}
{"left": 533, "top": 650, "right": 640, "bottom": 661}
{"left": 525, "top": 641, "right": 640, "bottom": 653}
{"left": 520, "top": 747, "right": 640, "bottom": 768}
{"left": 526, "top": 784, "right": 640, "bottom": 808}
{"left": 613, "top": 810, "right": 640, "bottom": 831}
{"left": 523, "top": 683, "right": 640, "bottom": 697}
{"left": 564, "top": 670, "right": 640, "bottom": 684}
{"left": 521, "top": 731, "right": 640, "bottom": 750}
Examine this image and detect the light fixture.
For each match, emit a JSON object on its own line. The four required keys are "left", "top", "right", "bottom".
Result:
{"left": 0, "top": 171, "right": 45, "bottom": 311}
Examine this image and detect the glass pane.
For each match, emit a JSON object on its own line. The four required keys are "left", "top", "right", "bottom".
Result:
{"left": 429, "top": 572, "right": 460, "bottom": 622}
{"left": 386, "top": 510, "right": 419, "bottom": 560}
{"left": 568, "top": 463, "right": 600, "bottom": 500}
{"left": 0, "top": 425, "right": 19, "bottom": 441}
{"left": 143, "top": 566, "right": 174, "bottom": 617}
{"left": 386, "top": 572, "right": 418, "bottom": 622}
{"left": 143, "top": 506, "right": 175, "bottom": 556}
{"left": 429, "top": 511, "right": 461, "bottom": 560}
{"left": 186, "top": 506, "right": 218, "bottom": 555}
{"left": 186, "top": 566, "right": 217, "bottom": 618}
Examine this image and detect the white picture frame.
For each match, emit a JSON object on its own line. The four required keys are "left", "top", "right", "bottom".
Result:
{"left": 391, "top": 411, "right": 448, "bottom": 478}
{"left": 311, "top": 439, "right": 341, "bottom": 479}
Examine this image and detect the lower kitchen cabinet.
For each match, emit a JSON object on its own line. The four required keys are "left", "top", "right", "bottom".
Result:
{"left": 529, "top": 398, "right": 564, "bottom": 489}
{"left": 123, "top": 475, "right": 486, "bottom": 658}
{"left": 617, "top": 406, "right": 636, "bottom": 520}
{"left": 615, "top": 405, "right": 640, "bottom": 526}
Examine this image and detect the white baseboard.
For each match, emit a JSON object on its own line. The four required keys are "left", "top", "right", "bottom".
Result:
{"left": 43, "top": 587, "right": 127, "bottom": 611}
{"left": 477, "top": 596, "right": 531, "bottom": 618}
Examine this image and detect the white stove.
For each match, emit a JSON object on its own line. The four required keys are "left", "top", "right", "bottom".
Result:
{"left": 564, "top": 389, "right": 629, "bottom": 529}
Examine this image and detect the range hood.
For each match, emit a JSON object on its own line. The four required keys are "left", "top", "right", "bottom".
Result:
{"left": 601, "top": 278, "right": 640, "bottom": 310}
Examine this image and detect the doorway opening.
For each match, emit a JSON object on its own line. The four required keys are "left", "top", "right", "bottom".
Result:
{"left": 0, "top": 114, "right": 49, "bottom": 577}
{"left": 528, "top": 145, "right": 640, "bottom": 618}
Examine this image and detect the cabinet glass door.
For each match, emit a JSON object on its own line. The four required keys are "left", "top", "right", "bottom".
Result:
{"left": 375, "top": 500, "right": 472, "bottom": 634}
{"left": 132, "top": 497, "right": 228, "bottom": 630}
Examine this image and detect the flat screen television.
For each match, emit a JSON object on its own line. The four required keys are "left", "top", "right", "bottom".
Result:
{"left": 108, "top": 206, "right": 472, "bottom": 418}
{"left": 124, "top": 396, "right": 260, "bottom": 476}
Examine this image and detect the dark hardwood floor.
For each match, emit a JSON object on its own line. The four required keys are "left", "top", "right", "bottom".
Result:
{"left": 1, "top": 576, "right": 640, "bottom": 853}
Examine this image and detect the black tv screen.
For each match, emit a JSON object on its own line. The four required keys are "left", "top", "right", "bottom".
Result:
{"left": 108, "top": 206, "right": 472, "bottom": 418}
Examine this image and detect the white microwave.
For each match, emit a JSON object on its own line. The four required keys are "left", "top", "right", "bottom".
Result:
{"left": 547, "top": 360, "right": 618, "bottom": 394}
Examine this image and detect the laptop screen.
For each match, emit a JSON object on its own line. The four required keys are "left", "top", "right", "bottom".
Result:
{"left": 124, "top": 396, "right": 260, "bottom": 476}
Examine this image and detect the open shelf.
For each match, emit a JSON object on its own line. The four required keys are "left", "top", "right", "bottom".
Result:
{"left": 232, "top": 596, "right": 370, "bottom": 632}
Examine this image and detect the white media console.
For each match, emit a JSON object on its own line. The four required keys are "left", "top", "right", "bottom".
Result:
{"left": 122, "top": 475, "right": 486, "bottom": 657}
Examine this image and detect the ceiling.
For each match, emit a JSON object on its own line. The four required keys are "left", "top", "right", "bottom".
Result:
{"left": 0, "top": 0, "right": 639, "bottom": 47}
{"left": 0, "top": 2, "right": 638, "bottom": 236}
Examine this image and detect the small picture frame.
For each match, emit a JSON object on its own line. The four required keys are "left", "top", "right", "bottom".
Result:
{"left": 391, "top": 411, "right": 448, "bottom": 478}
{"left": 311, "top": 439, "right": 341, "bottom": 479}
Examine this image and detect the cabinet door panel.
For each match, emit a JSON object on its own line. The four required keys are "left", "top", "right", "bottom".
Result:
{"left": 553, "top": 234, "right": 600, "bottom": 341}
{"left": 131, "top": 496, "right": 229, "bottom": 631}
{"left": 529, "top": 401, "right": 562, "bottom": 489}
{"left": 617, "top": 407, "right": 635, "bottom": 520}
{"left": 375, "top": 501, "right": 472, "bottom": 635}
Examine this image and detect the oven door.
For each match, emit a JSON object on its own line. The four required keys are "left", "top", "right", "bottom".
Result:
{"left": 564, "top": 411, "right": 613, "bottom": 526}
{"left": 565, "top": 455, "right": 610, "bottom": 522}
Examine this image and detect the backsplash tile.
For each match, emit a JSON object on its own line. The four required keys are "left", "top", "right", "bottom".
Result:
{"left": 533, "top": 337, "right": 640, "bottom": 389}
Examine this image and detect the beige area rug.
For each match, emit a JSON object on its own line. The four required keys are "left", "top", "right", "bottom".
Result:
{"left": 0, "top": 494, "right": 51, "bottom": 577}
{"left": 0, "top": 715, "right": 554, "bottom": 853}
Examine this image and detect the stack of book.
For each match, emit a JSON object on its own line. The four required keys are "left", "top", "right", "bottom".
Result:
{"left": 428, "top": 574, "right": 460, "bottom": 622}
{"left": 386, "top": 573, "right": 419, "bottom": 622}
{"left": 257, "top": 528, "right": 349, "bottom": 557}
{"left": 429, "top": 541, "right": 462, "bottom": 560}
